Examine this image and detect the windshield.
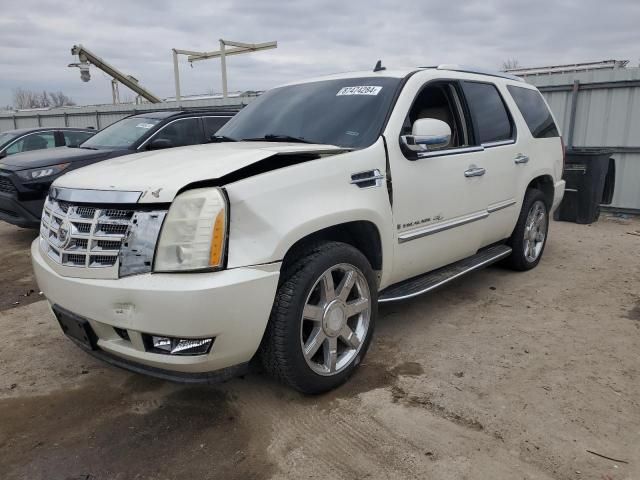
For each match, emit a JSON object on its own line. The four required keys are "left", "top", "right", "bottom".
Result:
{"left": 0, "top": 132, "right": 20, "bottom": 149}
{"left": 217, "top": 77, "right": 402, "bottom": 149}
{"left": 81, "top": 117, "right": 161, "bottom": 149}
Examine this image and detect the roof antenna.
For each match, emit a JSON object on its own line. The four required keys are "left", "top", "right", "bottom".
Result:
{"left": 373, "top": 60, "right": 386, "bottom": 72}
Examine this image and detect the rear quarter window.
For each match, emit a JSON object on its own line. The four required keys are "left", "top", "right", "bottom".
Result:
{"left": 203, "top": 116, "right": 231, "bottom": 139}
{"left": 507, "top": 85, "right": 559, "bottom": 138}
{"left": 63, "top": 130, "right": 95, "bottom": 147}
{"left": 461, "top": 81, "right": 514, "bottom": 144}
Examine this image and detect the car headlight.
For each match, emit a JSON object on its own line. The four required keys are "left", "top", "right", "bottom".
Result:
{"left": 154, "top": 187, "right": 228, "bottom": 272}
{"left": 16, "top": 163, "right": 70, "bottom": 181}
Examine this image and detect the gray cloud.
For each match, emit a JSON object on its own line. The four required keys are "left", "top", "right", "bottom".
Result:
{"left": 1, "top": 0, "right": 638, "bottom": 107}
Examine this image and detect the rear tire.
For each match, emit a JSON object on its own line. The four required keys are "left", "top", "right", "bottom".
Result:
{"left": 260, "top": 241, "right": 377, "bottom": 394}
{"left": 505, "top": 188, "right": 549, "bottom": 271}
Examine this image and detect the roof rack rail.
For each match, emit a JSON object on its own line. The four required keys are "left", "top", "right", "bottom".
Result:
{"left": 436, "top": 64, "right": 525, "bottom": 82}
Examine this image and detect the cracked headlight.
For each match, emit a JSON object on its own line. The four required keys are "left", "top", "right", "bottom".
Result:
{"left": 154, "top": 187, "right": 228, "bottom": 272}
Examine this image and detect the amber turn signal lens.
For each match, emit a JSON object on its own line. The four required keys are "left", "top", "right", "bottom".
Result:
{"left": 209, "top": 210, "right": 226, "bottom": 267}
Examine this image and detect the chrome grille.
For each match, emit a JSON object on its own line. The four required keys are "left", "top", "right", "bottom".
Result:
{"left": 40, "top": 197, "right": 133, "bottom": 269}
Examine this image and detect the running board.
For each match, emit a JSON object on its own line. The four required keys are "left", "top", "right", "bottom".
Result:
{"left": 378, "top": 244, "right": 512, "bottom": 303}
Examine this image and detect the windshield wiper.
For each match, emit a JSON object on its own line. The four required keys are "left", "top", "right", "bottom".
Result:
{"left": 210, "top": 135, "right": 238, "bottom": 143}
{"left": 79, "top": 146, "right": 99, "bottom": 150}
{"left": 243, "top": 134, "right": 315, "bottom": 144}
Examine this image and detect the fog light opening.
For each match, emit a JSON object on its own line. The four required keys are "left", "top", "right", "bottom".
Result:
{"left": 114, "top": 327, "right": 130, "bottom": 341}
{"left": 146, "top": 335, "right": 214, "bottom": 356}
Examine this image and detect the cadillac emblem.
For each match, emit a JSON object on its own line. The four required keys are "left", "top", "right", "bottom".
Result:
{"left": 58, "top": 219, "right": 72, "bottom": 249}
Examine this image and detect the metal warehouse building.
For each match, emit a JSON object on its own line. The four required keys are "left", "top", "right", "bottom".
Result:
{"left": 1, "top": 63, "right": 639, "bottom": 213}
{"left": 515, "top": 61, "right": 640, "bottom": 214}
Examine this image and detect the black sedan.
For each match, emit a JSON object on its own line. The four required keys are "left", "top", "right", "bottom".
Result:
{"left": 0, "top": 127, "right": 95, "bottom": 158}
{"left": 0, "top": 109, "right": 236, "bottom": 228}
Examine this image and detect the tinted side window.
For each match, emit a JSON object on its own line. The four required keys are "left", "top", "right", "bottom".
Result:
{"left": 5, "top": 132, "right": 56, "bottom": 155}
{"left": 153, "top": 118, "right": 202, "bottom": 147}
{"left": 507, "top": 86, "right": 559, "bottom": 138}
{"left": 203, "top": 116, "right": 231, "bottom": 139}
{"left": 63, "top": 130, "right": 95, "bottom": 147}
{"left": 461, "top": 82, "right": 513, "bottom": 144}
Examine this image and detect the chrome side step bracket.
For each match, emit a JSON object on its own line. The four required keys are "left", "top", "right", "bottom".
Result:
{"left": 378, "top": 244, "right": 512, "bottom": 303}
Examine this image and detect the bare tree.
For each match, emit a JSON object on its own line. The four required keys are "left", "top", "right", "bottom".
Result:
{"left": 12, "top": 88, "right": 39, "bottom": 109}
{"left": 502, "top": 58, "right": 521, "bottom": 71}
{"left": 39, "top": 91, "right": 51, "bottom": 108}
{"left": 12, "top": 88, "right": 75, "bottom": 109}
{"left": 49, "top": 91, "right": 76, "bottom": 107}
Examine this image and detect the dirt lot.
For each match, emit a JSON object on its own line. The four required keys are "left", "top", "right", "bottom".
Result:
{"left": 1, "top": 216, "right": 639, "bottom": 480}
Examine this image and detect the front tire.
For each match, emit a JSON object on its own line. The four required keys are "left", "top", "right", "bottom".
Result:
{"left": 260, "top": 242, "right": 377, "bottom": 394}
{"left": 505, "top": 188, "right": 549, "bottom": 271}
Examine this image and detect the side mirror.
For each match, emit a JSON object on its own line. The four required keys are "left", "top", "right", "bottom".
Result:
{"left": 401, "top": 118, "right": 451, "bottom": 152}
{"left": 149, "top": 138, "right": 173, "bottom": 150}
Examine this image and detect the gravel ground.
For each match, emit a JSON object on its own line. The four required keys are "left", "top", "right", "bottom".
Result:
{"left": 0, "top": 216, "right": 639, "bottom": 480}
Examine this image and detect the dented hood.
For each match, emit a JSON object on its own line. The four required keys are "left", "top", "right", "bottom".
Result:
{"left": 52, "top": 142, "right": 347, "bottom": 203}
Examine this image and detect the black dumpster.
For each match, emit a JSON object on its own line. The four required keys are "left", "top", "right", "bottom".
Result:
{"left": 554, "top": 148, "right": 615, "bottom": 224}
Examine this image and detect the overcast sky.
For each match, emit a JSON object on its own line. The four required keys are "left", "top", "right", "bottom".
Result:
{"left": 1, "top": 0, "right": 639, "bottom": 107}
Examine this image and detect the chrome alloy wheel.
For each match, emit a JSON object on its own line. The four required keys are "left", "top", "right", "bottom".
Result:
{"left": 523, "top": 200, "right": 547, "bottom": 262}
{"left": 300, "top": 263, "right": 371, "bottom": 376}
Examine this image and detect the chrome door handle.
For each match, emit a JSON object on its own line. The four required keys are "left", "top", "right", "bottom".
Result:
{"left": 514, "top": 154, "right": 529, "bottom": 164}
{"left": 464, "top": 166, "right": 486, "bottom": 177}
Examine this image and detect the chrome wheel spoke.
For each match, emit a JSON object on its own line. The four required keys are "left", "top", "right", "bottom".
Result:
{"left": 345, "top": 298, "right": 368, "bottom": 317}
{"left": 320, "top": 271, "right": 336, "bottom": 302}
{"left": 303, "top": 304, "right": 322, "bottom": 322}
{"left": 336, "top": 270, "right": 356, "bottom": 301}
{"left": 304, "top": 327, "right": 326, "bottom": 359}
{"left": 324, "top": 337, "right": 338, "bottom": 373}
{"left": 339, "top": 325, "right": 361, "bottom": 349}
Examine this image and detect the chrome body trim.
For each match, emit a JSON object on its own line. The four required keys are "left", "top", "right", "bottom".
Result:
{"left": 399, "top": 198, "right": 516, "bottom": 244}
{"left": 378, "top": 247, "right": 512, "bottom": 303}
{"left": 464, "top": 166, "right": 486, "bottom": 177}
{"left": 119, "top": 211, "right": 167, "bottom": 277}
{"left": 1, "top": 130, "right": 59, "bottom": 154}
{"left": 401, "top": 133, "right": 451, "bottom": 152}
{"left": 417, "top": 145, "right": 484, "bottom": 159}
{"left": 482, "top": 139, "right": 515, "bottom": 148}
{"left": 398, "top": 210, "right": 489, "bottom": 243}
{"left": 49, "top": 187, "right": 142, "bottom": 204}
{"left": 350, "top": 169, "right": 385, "bottom": 188}
{"left": 487, "top": 199, "right": 517, "bottom": 213}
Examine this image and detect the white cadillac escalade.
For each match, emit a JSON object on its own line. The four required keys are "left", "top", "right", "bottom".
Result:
{"left": 32, "top": 64, "right": 565, "bottom": 393}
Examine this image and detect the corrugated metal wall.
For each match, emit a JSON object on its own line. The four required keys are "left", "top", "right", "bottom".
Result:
{"left": 526, "top": 68, "right": 640, "bottom": 212}
{"left": 0, "top": 95, "right": 256, "bottom": 133}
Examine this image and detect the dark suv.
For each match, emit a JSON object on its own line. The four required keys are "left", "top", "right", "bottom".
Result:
{"left": 0, "top": 127, "right": 96, "bottom": 158}
{"left": 0, "top": 109, "right": 237, "bottom": 227}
